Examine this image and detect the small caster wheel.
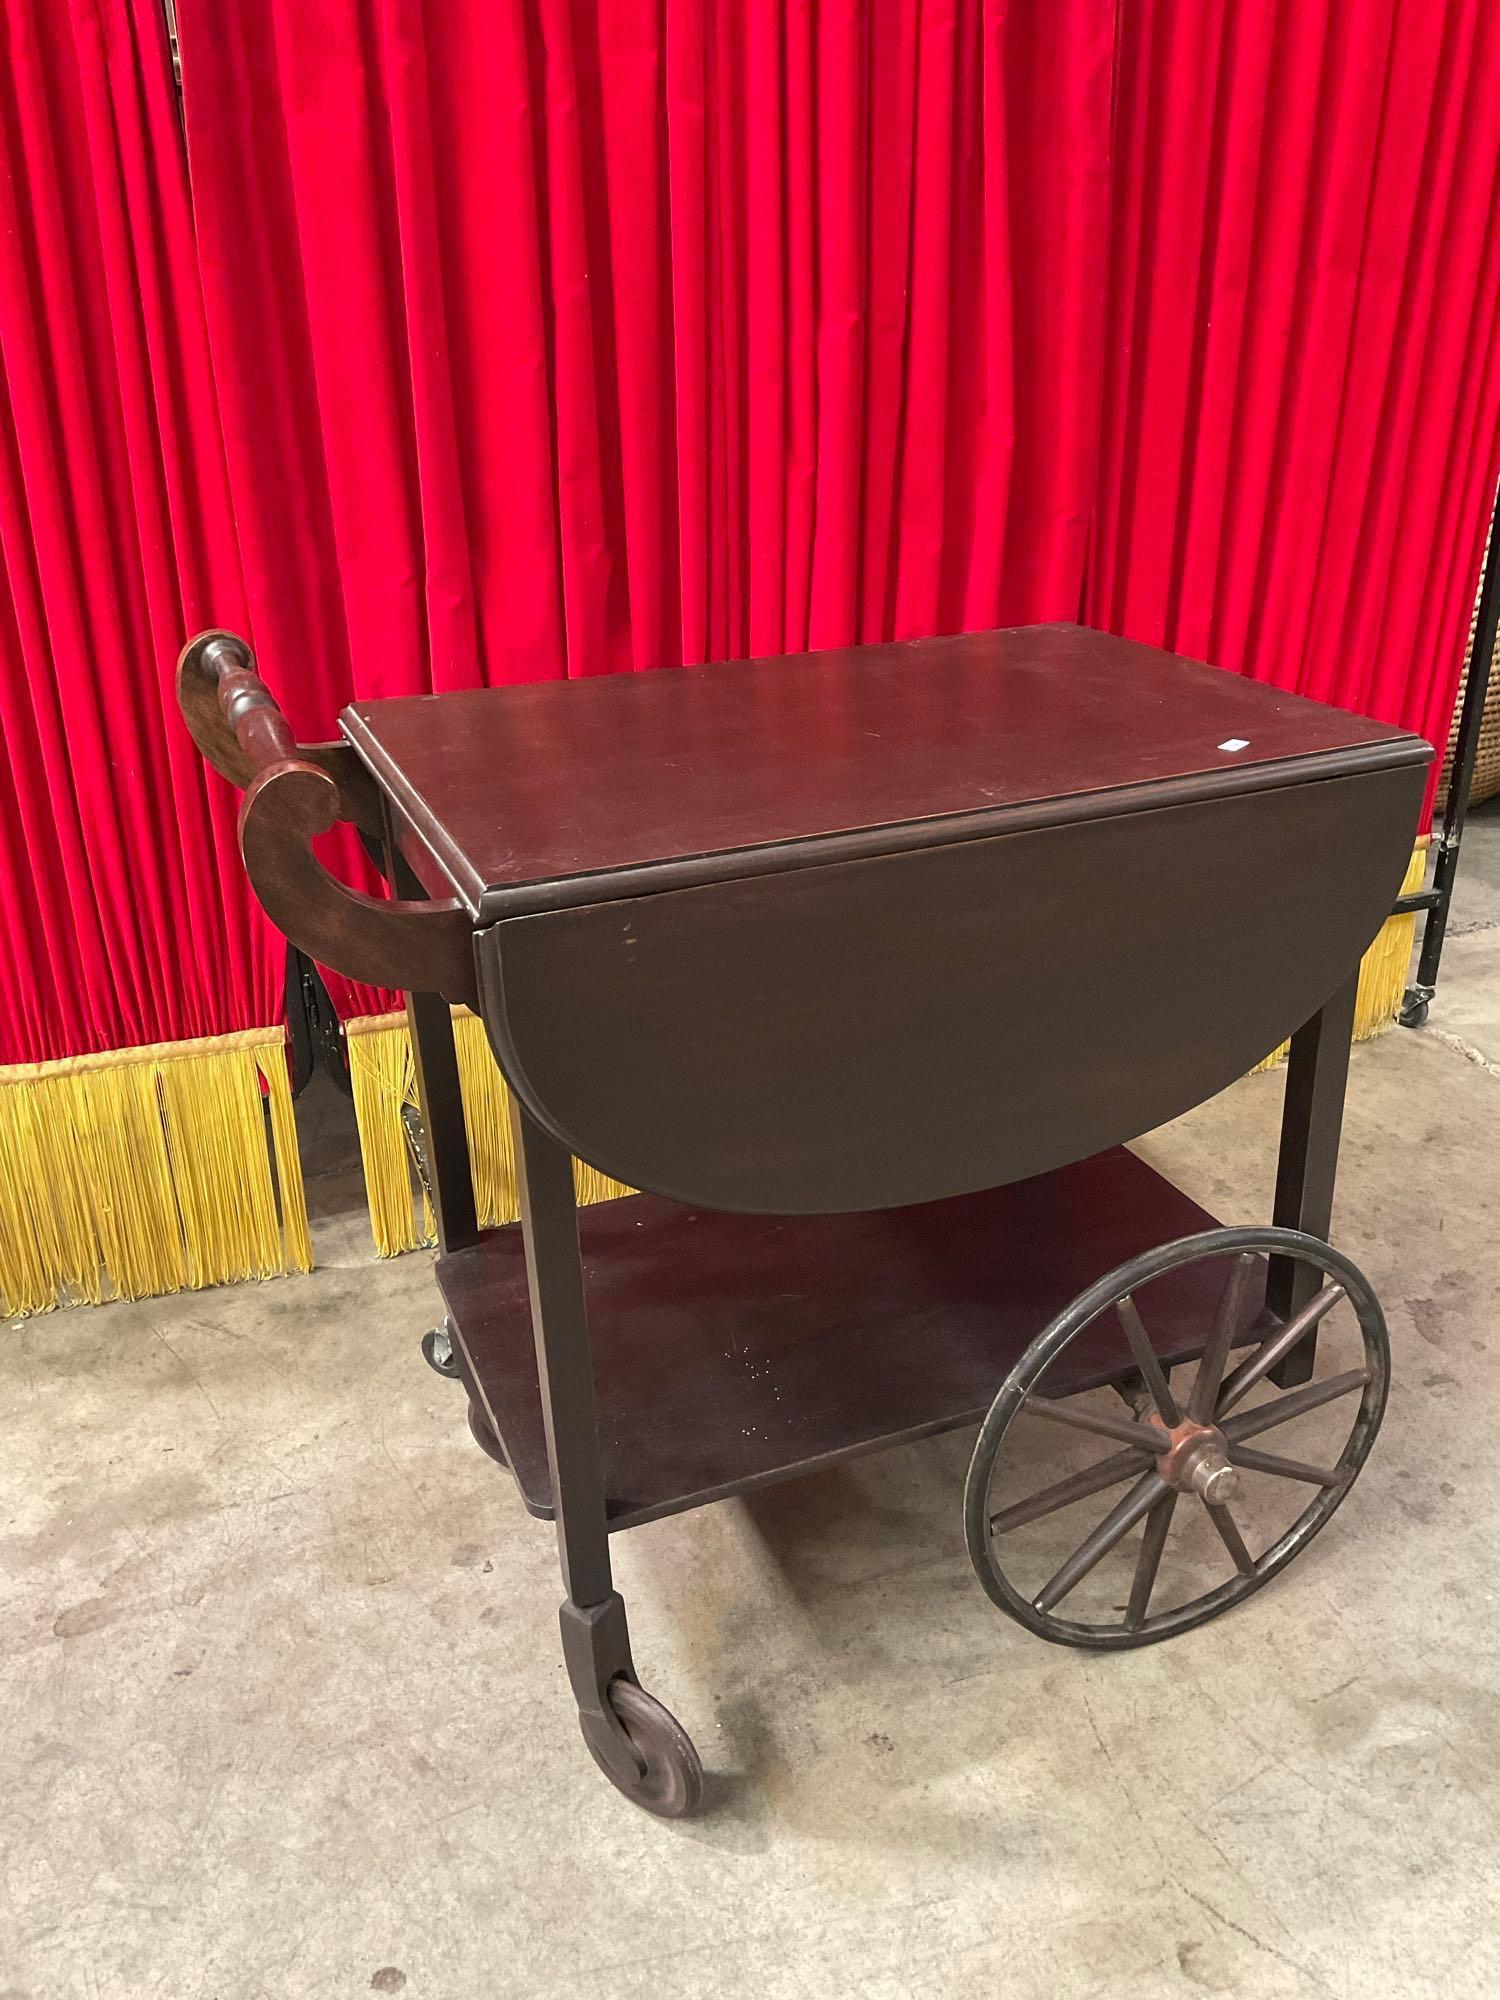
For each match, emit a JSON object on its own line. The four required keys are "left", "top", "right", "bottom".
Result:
{"left": 466, "top": 1398, "right": 509, "bottom": 1468}
{"left": 421, "top": 1324, "right": 461, "bottom": 1379}
{"left": 1400, "top": 997, "right": 1429, "bottom": 1029}
{"left": 584, "top": 1679, "right": 704, "bottom": 1819}
{"left": 965, "top": 1226, "right": 1389, "bottom": 1649}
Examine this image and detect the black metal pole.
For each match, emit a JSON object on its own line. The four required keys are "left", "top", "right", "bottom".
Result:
{"left": 1400, "top": 486, "right": 1500, "bottom": 1027}
{"left": 283, "top": 946, "right": 316, "bottom": 1097}
{"left": 161, "top": 0, "right": 182, "bottom": 94}
{"left": 282, "top": 944, "right": 353, "bottom": 1097}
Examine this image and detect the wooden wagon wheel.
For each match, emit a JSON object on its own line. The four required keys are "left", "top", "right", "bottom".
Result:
{"left": 964, "top": 1227, "right": 1390, "bottom": 1649}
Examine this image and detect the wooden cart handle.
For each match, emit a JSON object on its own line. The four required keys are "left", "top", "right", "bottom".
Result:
{"left": 176, "top": 628, "right": 382, "bottom": 830}
{"left": 175, "top": 630, "right": 477, "bottom": 1007}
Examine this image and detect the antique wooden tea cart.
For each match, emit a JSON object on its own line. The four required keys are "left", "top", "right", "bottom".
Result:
{"left": 179, "top": 623, "right": 1431, "bottom": 1817}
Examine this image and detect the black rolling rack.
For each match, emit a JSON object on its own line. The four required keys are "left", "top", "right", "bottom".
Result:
{"left": 1399, "top": 494, "right": 1500, "bottom": 1028}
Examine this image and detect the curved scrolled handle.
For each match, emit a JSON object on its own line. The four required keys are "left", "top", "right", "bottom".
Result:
{"left": 175, "top": 629, "right": 477, "bottom": 1007}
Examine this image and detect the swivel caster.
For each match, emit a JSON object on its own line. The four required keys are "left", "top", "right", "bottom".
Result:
{"left": 1400, "top": 983, "right": 1433, "bottom": 1029}
{"left": 421, "top": 1323, "right": 461, "bottom": 1379}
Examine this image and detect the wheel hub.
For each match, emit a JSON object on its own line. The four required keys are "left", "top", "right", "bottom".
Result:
{"left": 1156, "top": 1416, "right": 1239, "bottom": 1503}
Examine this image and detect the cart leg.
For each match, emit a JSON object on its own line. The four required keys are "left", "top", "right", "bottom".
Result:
{"left": 511, "top": 1098, "right": 703, "bottom": 1816}
{"left": 1268, "top": 967, "right": 1358, "bottom": 1387}
{"left": 404, "top": 986, "right": 479, "bottom": 1253}
{"left": 382, "top": 817, "right": 479, "bottom": 1256}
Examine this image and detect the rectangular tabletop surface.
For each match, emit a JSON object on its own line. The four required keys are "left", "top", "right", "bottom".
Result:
{"left": 342, "top": 621, "right": 1428, "bottom": 918}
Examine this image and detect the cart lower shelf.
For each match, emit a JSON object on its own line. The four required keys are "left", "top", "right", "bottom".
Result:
{"left": 441, "top": 1146, "right": 1267, "bottom": 1532}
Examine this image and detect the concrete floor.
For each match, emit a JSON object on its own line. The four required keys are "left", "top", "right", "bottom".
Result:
{"left": 4, "top": 802, "right": 1499, "bottom": 2000}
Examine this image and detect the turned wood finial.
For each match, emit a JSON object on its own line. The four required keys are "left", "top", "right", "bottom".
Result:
{"left": 173, "top": 626, "right": 476, "bottom": 1006}
{"left": 177, "top": 628, "right": 263, "bottom": 789}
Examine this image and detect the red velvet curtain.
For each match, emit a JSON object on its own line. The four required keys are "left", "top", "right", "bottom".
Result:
{"left": 6, "top": 1, "right": 1500, "bottom": 1071}
{"left": 1090, "top": 0, "right": 1500, "bottom": 823}
{"left": 0, "top": 0, "right": 275, "bottom": 1066}
{"left": 180, "top": 1, "right": 1114, "bottom": 693}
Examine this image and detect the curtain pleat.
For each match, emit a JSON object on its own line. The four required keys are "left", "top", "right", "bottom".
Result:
{"left": 1089, "top": 0, "right": 1500, "bottom": 827}
{"left": 181, "top": 1, "right": 1119, "bottom": 690}
{"left": 0, "top": 0, "right": 275, "bottom": 1068}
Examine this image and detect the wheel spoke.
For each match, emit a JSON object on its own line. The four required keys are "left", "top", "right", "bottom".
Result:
{"left": 1034, "top": 1470, "right": 1167, "bottom": 1614}
{"left": 1228, "top": 1443, "right": 1343, "bottom": 1489}
{"left": 1188, "top": 1252, "right": 1257, "bottom": 1422}
{"left": 1221, "top": 1367, "right": 1371, "bottom": 1443}
{"left": 1116, "top": 1294, "right": 1181, "bottom": 1425}
{"left": 1206, "top": 1502, "right": 1256, "bottom": 1576}
{"left": 1216, "top": 1284, "right": 1346, "bottom": 1417}
{"left": 990, "top": 1447, "right": 1148, "bottom": 1533}
{"left": 1124, "top": 1490, "right": 1178, "bottom": 1630}
{"left": 1024, "top": 1395, "right": 1172, "bottom": 1455}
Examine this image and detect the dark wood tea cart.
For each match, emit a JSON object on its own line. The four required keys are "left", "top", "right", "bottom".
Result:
{"left": 179, "top": 623, "right": 1431, "bottom": 1818}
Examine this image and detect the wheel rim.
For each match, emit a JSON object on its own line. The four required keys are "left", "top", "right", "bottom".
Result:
{"left": 964, "top": 1227, "right": 1390, "bottom": 1649}
{"left": 466, "top": 1397, "right": 509, "bottom": 1469}
{"left": 421, "top": 1325, "right": 461, "bottom": 1379}
{"left": 584, "top": 1679, "right": 704, "bottom": 1819}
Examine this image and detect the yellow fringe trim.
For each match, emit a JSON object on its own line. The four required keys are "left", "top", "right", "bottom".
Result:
{"left": 1253, "top": 839, "right": 1428, "bottom": 1073}
{"left": 0, "top": 1028, "right": 312, "bottom": 1317}
{"left": 343, "top": 1010, "right": 632, "bottom": 1257}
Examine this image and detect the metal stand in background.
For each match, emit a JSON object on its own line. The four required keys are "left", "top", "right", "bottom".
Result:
{"left": 1397, "top": 500, "right": 1500, "bottom": 1028}
{"left": 160, "top": 0, "right": 182, "bottom": 93}
{"left": 283, "top": 946, "right": 352, "bottom": 1097}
